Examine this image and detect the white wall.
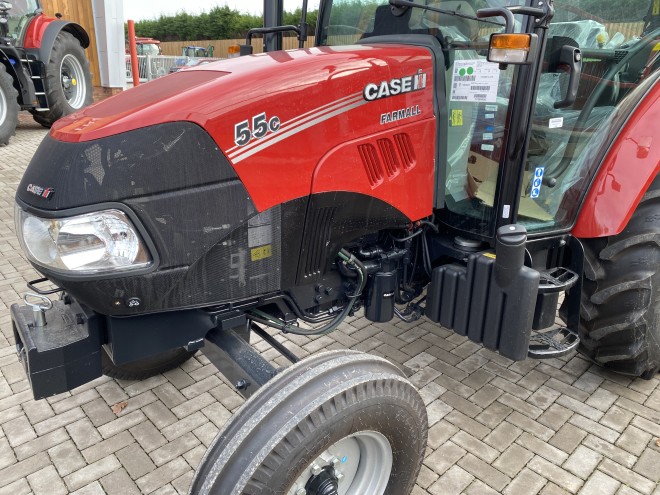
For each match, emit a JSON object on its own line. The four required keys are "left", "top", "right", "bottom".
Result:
{"left": 92, "top": 0, "right": 125, "bottom": 88}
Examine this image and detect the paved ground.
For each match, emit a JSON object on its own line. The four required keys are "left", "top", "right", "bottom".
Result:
{"left": 0, "top": 115, "right": 659, "bottom": 495}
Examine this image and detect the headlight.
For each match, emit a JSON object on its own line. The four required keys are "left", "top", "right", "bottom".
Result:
{"left": 15, "top": 208, "right": 153, "bottom": 275}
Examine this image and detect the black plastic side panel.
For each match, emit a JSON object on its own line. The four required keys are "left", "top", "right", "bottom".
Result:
{"left": 295, "top": 192, "right": 410, "bottom": 285}
{"left": 425, "top": 254, "right": 540, "bottom": 361}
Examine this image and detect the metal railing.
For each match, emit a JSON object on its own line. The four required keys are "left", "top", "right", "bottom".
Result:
{"left": 125, "top": 55, "right": 221, "bottom": 83}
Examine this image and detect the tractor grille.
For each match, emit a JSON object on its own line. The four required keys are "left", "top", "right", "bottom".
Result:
{"left": 359, "top": 134, "right": 417, "bottom": 188}
{"left": 300, "top": 206, "right": 336, "bottom": 279}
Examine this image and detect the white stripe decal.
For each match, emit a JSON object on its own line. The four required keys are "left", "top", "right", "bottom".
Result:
{"left": 226, "top": 92, "right": 362, "bottom": 156}
{"left": 231, "top": 98, "right": 369, "bottom": 164}
{"left": 228, "top": 93, "right": 364, "bottom": 160}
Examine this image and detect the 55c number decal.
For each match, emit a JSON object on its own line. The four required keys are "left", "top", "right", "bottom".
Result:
{"left": 234, "top": 113, "right": 281, "bottom": 146}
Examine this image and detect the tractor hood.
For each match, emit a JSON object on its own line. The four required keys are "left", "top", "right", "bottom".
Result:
{"left": 52, "top": 44, "right": 433, "bottom": 145}
{"left": 44, "top": 44, "right": 437, "bottom": 215}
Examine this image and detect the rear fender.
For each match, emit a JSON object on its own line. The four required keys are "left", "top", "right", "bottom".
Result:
{"left": 23, "top": 17, "right": 90, "bottom": 64}
{"left": 572, "top": 79, "right": 660, "bottom": 238}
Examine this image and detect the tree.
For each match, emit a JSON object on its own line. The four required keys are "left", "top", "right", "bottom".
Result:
{"left": 131, "top": 7, "right": 318, "bottom": 42}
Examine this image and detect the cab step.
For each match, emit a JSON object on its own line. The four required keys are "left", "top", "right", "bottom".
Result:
{"left": 528, "top": 326, "right": 579, "bottom": 359}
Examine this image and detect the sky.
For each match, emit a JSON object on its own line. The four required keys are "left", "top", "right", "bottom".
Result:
{"left": 123, "top": 0, "right": 320, "bottom": 21}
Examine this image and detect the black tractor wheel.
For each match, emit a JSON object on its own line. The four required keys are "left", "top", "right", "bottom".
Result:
{"left": 32, "top": 31, "right": 93, "bottom": 128}
{"left": 0, "top": 64, "right": 19, "bottom": 145}
{"left": 579, "top": 174, "right": 660, "bottom": 378}
{"left": 189, "top": 350, "right": 427, "bottom": 495}
{"left": 101, "top": 347, "right": 196, "bottom": 380}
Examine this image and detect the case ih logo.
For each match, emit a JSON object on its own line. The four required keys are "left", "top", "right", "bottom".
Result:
{"left": 27, "top": 184, "right": 54, "bottom": 200}
{"left": 363, "top": 69, "right": 427, "bottom": 101}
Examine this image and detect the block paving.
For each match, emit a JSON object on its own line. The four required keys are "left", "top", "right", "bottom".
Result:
{"left": 0, "top": 116, "right": 659, "bottom": 494}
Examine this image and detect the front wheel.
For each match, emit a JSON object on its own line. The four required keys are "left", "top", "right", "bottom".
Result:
{"left": 32, "top": 31, "right": 93, "bottom": 128}
{"left": 101, "top": 347, "right": 196, "bottom": 380}
{"left": 190, "top": 350, "right": 427, "bottom": 495}
{"left": 0, "top": 64, "right": 19, "bottom": 145}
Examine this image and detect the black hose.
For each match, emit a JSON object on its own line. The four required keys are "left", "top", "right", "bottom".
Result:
{"left": 248, "top": 248, "right": 367, "bottom": 337}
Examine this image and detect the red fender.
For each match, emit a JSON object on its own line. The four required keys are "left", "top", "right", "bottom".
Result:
{"left": 572, "top": 80, "right": 660, "bottom": 238}
{"left": 22, "top": 14, "right": 57, "bottom": 48}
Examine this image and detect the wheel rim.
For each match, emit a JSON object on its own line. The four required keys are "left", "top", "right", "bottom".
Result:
{"left": 60, "top": 54, "right": 86, "bottom": 109}
{"left": 287, "top": 431, "right": 393, "bottom": 495}
{"left": 0, "top": 84, "right": 6, "bottom": 127}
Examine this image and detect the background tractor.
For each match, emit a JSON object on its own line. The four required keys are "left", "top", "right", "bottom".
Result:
{"left": 9, "top": 0, "right": 660, "bottom": 493}
{"left": 0, "top": 0, "right": 93, "bottom": 145}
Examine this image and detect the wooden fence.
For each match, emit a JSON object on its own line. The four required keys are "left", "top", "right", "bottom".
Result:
{"left": 41, "top": 0, "right": 101, "bottom": 86}
{"left": 160, "top": 36, "right": 320, "bottom": 58}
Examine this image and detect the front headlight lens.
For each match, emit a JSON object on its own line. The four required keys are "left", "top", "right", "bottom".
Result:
{"left": 16, "top": 208, "right": 152, "bottom": 275}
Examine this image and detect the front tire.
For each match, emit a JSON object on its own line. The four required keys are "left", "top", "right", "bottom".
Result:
{"left": 190, "top": 350, "right": 428, "bottom": 495}
{"left": 32, "top": 31, "right": 93, "bottom": 128}
{"left": 101, "top": 347, "right": 196, "bottom": 380}
{"left": 0, "top": 64, "right": 19, "bottom": 145}
{"left": 579, "top": 174, "right": 660, "bottom": 378}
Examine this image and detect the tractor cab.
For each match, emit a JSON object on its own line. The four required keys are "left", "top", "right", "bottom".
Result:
{"left": 181, "top": 45, "right": 214, "bottom": 58}
{"left": 134, "top": 36, "right": 162, "bottom": 56}
{"left": 0, "top": 0, "right": 40, "bottom": 45}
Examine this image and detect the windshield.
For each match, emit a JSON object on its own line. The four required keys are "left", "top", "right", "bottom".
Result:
{"left": 5, "top": 0, "right": 40, "bottom": 43}
{"left": 137, "top": 43, "right": 161, "bottom": 56}
{"left": 319, "top": 0, "right": 511, "bottom": 46}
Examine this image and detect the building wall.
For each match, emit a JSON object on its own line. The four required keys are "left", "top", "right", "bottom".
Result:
{"left": 41, "top": 0, "right": 101, "bottom": 86}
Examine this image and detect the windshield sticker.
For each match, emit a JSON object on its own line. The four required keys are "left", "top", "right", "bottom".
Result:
{"left": 485, "top": 104, "right": 498, "bottom": 112}
{"left": 483, "top": 133, "right": 493, "bottom": 140}
{"left": 531, "top": 167, "right": 545, "bottom": 198}
{"left": 481, "top": 144, "right": 495, "bottom": 152}
{"left": 450, "top": 109, "right": 463, "bottom": 126}
{"left": 450, "top": 60, "right": 500, "bottom": 102}
{"left": 549, "top": 117, "right": 564, "bottom": 129}
{"left": 484, "top": 113, "right": 495, "bottom": 119}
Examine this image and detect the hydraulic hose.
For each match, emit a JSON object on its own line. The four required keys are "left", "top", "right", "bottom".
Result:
{"left": 248, "top": 249, "right": 367, "bottom": 336}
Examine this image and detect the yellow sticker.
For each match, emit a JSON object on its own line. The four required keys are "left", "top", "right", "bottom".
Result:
{"left": 451, "top": 109, "right": 463, "bottom": 127}
{"left": 653, "top": 42, "right": 660, "bottom": 52}
{"left": 654, "top": 0, "right": 659, "bottom": 15}
{"left": 251, "top": 245, "right": 272, "bottom": 261}
{"left": 482, "top": 252, "right": 497, "bottom": 259}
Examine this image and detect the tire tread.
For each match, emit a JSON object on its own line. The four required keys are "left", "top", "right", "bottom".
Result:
{"left": 579, "top": 175, "right": 660, "bottom": 377}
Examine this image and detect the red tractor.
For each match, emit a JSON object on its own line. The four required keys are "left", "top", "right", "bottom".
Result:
{"left": 10, "top": 0, "right": 660, "bottom": 493}
{"left": 0, "top": 0, "right": 92, "bottom": 145}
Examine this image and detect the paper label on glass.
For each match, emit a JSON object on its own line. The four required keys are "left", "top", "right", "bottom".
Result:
{"left": 450, "top": 60, "right": 500, "bottom": 102}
